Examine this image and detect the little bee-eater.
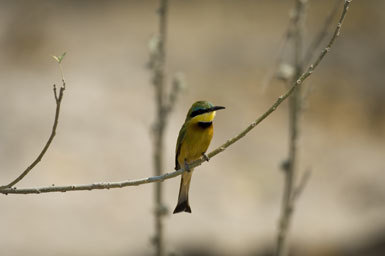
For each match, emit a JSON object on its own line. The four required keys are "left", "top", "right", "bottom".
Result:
{"left": 173, "top": 101, "right": 225, "bottom": 214}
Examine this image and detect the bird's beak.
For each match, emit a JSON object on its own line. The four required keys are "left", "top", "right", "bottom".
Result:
{"left": 200, "top": 106, "right": 225, "bottom": 114}
{"left": 211, "top": 106, "right": 225, "bottom": 112}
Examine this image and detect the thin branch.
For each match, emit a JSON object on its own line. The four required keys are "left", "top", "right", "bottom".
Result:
{"left": 0, "top": 62, "right": 66, "bottom": 189}
{"left": 303, "top": 0, "right": 341, "bottom": 66}
{"left": 0, "top": 0, "right": 352, "bottom": 195}
{"left": 0, "top": 171, "right": 183, "bottom": 194}
{"left": 276, "top": 169, "right": 311, "bottom": 255}
{"left": 302, "top": 0, "right": 341, "bottom": 102}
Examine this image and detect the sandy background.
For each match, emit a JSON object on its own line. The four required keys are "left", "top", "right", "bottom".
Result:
{"left": 0, "top": 1, "right": 384, "bottom": 255}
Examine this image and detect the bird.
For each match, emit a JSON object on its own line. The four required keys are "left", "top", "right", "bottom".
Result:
{"left": 173, "top": 101, "right": 225, "bottom": 214}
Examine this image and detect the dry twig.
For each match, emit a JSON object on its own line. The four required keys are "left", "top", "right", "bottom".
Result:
{"left": 0, "top": 53, "right": 66, "bottom": 190}
{"left": 303, "top": 0, "right": 341, "bottom": 66}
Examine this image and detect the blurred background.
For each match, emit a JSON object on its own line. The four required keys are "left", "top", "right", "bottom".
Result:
{"left": 0, "top": 0, "right": 384, "bottom": 255}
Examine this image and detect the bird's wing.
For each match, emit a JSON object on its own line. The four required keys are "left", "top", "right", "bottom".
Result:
{"left": 175, "top": 123, "right": 187, "bottom": 170}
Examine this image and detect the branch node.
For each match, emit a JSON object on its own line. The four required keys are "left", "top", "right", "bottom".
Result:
{"left": 53, "top": 84, "right": 58, "bottom": 101}
{"left": 202, "top": 153, "right": 210, "bottom": 162}
{"left": 166, "top": 72, "right": 185, "bottom": 112}
{"left": 155, "top": 204, "right": 169, "bottom": 216}
{"left": 61, "top": 79, "right": 66, "bottom": 90}
{"left": 276, "top": 63, "right": 295, "bottom": 82}
{"left": 280, "top": 159, "right": 291, "bottom": 172}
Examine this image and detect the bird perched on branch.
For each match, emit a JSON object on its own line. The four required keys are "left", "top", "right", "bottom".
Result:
{"left": 173, "top": 101, "right": 225, "bottom": 214}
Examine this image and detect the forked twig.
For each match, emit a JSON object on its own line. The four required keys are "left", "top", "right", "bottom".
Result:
{"left": 0, "top": 54, "right": 66, "bottom": 189}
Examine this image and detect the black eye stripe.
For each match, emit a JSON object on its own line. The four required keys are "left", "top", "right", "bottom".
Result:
{"left": 190, "top": 109, "right": 206, "bottom": 118}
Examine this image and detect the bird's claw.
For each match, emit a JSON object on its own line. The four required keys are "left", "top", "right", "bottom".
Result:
{"left": 184, "top": 159, "right": 191, "bottom": 172}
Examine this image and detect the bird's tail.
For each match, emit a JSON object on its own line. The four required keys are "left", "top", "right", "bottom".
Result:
{"left": 173, "top": 171, "right": 193, "bottom": 214}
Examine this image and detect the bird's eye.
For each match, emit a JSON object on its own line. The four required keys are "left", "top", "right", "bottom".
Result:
{"left": 190, "top": 108, "right": 205, "bottom": 118}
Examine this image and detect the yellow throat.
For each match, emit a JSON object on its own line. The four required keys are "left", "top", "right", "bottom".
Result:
{"left": 192, "top": 111, "right": 216, "bottom": 123}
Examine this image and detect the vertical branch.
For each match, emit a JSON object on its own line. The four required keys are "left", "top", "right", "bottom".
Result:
{"left": 149, "top": 1, "right": 169, "bottom": 256}
{"left": 275, "top": 1, "right": 351, "bottom": 252}
{"left": 148, "top": 2, "right": 182, "bottom": 254}
{"left": 276, "top": 1, "right": 307, "bottom": 256}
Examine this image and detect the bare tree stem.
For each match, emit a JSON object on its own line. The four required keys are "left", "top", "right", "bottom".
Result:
{"left": 275, "top": 1, "right": 352, "bottom": 255}
{"left": 151, "top": 1, "right": 168, "bottom": 255}
{"left": 276, "top": 1, "right": 307, "bottom": 255}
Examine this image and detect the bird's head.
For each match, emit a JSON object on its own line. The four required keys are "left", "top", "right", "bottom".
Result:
{"left": 185, "top": 101, "right": 225, "bottom": 123}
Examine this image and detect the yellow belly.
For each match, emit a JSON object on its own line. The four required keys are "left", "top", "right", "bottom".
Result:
{"left": 178, "top": 124, "right": 213, "bottom": 166}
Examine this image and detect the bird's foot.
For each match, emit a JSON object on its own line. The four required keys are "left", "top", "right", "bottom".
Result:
{"left": 184, "top": 159, "right": 192, "bottom": 172}
{"left": 202, "top": 153, "right": 210, "bottom": 162}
